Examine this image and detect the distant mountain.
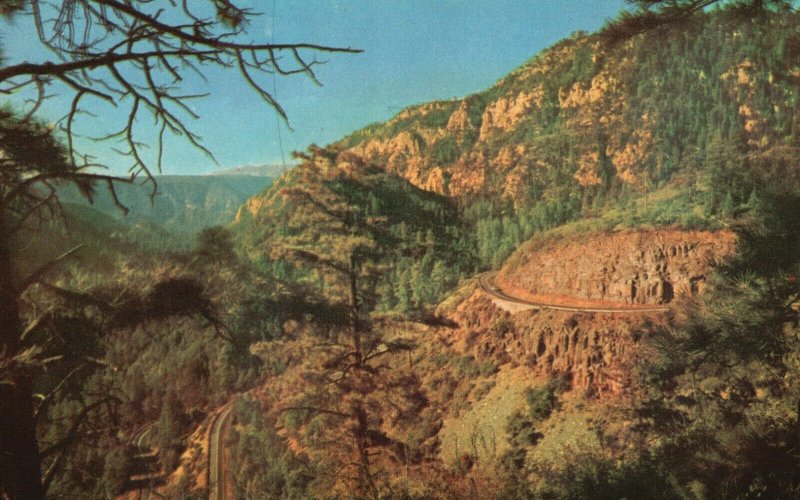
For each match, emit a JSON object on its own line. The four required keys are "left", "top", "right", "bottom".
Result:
{"left": 57, "top": 174, "right": 272, "bottom": 243}
{"left": 207, "top": 164, "right": 293, "bottom": 178}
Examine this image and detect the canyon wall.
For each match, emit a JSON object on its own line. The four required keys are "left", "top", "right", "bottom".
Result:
{"left": 442, "top": 291, "right": 652, "bottom": 396}
{"left": 437, "top": 229, "right": 737, "bottom": 396}
{"left": 497, "top": 229, "right": 737, "bottom": 306}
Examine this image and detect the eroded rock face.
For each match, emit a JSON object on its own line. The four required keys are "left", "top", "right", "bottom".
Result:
{"left": 478, "top": 88, "right": 543, "bottom": 141}
{"left": 442, "top": 291, "right": 652, "bottom": 396}
{"left": 432, "top": 229, "right": 738, "bottom": 397}
{"left": 498, "top": 229, "right": 736, "bottom": 305}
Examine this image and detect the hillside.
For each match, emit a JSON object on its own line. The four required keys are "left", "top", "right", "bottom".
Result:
{"left": 338, "top": 12, "right": 799, "bottom": 212}
{"left": 208, "top": 8, "right": 800, "bottom": 498}
{"left": 208, "top": 164, "right": 292, "bottom": 178}
{"left": 330, "top": 12, "right": 800, "bottom": 273}
{"left": 232, "top": 146, "right": 477, "bottom": 313}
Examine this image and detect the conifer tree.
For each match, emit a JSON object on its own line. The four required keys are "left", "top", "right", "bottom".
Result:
{"left": 275, "top": 147, "right": 427, "bottom": 497}
{"left": 601, "top": 0, "right": 796, "bottom": 44}
{"left": 0, "top": 110, "right": 224, "bottom": 497}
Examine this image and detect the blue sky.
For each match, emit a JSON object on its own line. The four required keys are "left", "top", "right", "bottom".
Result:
{"left": 1, "top": 0, "right": 625, "bottom": 175}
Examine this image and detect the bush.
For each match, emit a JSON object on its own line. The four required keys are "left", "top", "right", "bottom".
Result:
{"left": 454, "top": 355, "right": 481, "bottom": 379}
{"left": 451, "top": 382, "right": 475, "bottom": 416}
{"left": 473, "top": 380, "right": 496, "bottom": 401}
{"left": 534, "top": 453, "right": 683, "bottom": 500}
{"left": 479, "top": 359, "right": 499, "bottom": 377}
{"left": 429, "top": 136, "right": 461, "bottom": 165}
{"left": 453, "top": 355, "right": 498, "bottom": 379}
{"left": 525, "top": 377, "right": 567, "bottom": 421}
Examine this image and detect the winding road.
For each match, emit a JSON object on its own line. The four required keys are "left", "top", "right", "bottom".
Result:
{"left": 128, "top": 422, "right": 162, "bottom": 496}
{"left": 131, "top": 422, "right": 154, "bottom": 451}
{"left": 201, "top": 276, "right": 663, "bottom": 499}
{"left": 208, "top": 402, "right": 234, "bottom": 500}
{"left": 478, "top": 272, "right": 670, "bottom": 314}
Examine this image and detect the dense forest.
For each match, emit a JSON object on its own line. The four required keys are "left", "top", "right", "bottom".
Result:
{"left": 3, "top": 2, "right": 800, "bottom": 499}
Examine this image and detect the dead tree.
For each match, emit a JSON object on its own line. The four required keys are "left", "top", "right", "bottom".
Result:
{"left": 0, "top": 0, "right": 360, "bottom": 193}
{"left": 0, "top": 3, "right": 359, "bottom": 498}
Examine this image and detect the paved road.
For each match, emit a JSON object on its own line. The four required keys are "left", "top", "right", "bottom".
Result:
{"left": 208, "top": 403, "right": 234, "bottom": 500}
{"left": 478, "top": 272, "right": 670, "bottom": 314}
{"left": 132, "top": 423, "right": 156, "bottom": 457}
{"left": 128, "top": 422, "right": 162, "bottom": 495}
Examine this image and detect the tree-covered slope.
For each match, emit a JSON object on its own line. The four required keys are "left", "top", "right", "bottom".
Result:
{"left": 328, "top": 10, "right": 800, "bottom": 271}
{"left": 232, "top": 147, "right": 478, "bottom": 313}
{"left": 339, "top": 11, "right": 799, "bottom": 207}
{"left": 57, "top": 174, "right": 272, "bottom": 238}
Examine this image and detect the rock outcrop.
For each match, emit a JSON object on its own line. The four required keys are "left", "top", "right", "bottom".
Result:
{"left": 498, "top": 229, "right": 736, "bottom": 306}
{"left": 334, "top": 17, "right": 796, "bottom": 206}
{"left": 441, "top": 290, "right": 654, "bottom": 397}
{"left": 433, "top": 229, "right": 736, "bottom": 397}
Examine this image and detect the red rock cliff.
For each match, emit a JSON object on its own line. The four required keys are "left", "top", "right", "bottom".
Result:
{"left": 497, "top": 229, "right": 736, "bottom": 306}
{"left": 438, "top": 229, "right": 737, "bottom": 396}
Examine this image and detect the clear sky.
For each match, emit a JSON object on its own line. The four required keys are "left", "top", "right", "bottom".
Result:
{"left": 1, "top": 0, "right": 626, "bottom": 175}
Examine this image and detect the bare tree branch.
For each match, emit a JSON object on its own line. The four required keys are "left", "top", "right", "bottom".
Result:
{"left": 1, "top": 1, "right": 362, "bottom": 186}
{"left": 15, "top": 245, "right": 84, "bottom": 297}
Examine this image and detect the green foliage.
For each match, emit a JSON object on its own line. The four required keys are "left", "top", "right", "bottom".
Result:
{"left": 600, "top": 0, "right": 794, "bottom": 44}
{"left": 467, "top": 191, "right": 581, "bottom": 269}
{"left": 629, "top": 157, "right": 800, "bottom": 497}
{"left": 338, "top": 10, "right": 800, "bottom": 277}
{"left": 156, "top": 390, "right": 191, "bottom": 471}
{"left": 101, "top": 447, "right": 133, "bottom": 498}
{"left": 28, "top": 7, "right": 800, "bottom": 498}
{"left": 454, "top": 355, "right": 498, "bottom": 379}
{"left": 534, "top": 452, "right": 683, "bottom": 499}
{"left": 29, "top": 228, "right": 293, "bottom": 496}
{"left": 237, "top": 151, "right": 479, "bottom": 315}
{"left": 339, "top": 101, "right": 460, "bottom": 146}
{"left": 462, "top": 84, "right": 506, "bottom": 129}
{"left": 525, "top": 378, "right": 567, "bottom": 421}
{"left": 429, "top": 135, "right": 461, "bottom": 165}
{"left": 508, "top": 413, "right": 537, "bottom": 447}
{"left": 489, "top": 316, "right": 514, "bottom": 338}
{"left": 229, "top": 398, "right": 312, "bottom": 499}
{"left": 195, "top": 226, "right": 237, "bottom": 264}
{"left": 552, "top": 43, "right": 595, "bottom": 90}
{"left": 56, "top": 174, "right": 272, "bottom": 246}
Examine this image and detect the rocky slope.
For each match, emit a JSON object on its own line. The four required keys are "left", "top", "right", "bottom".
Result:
{"left": 437, "top": 230, "right": 736, "bottom": 412}
{"left": 440, "top": 289, "right": 653, "bottom": 397}
{"left": 206, "top": 10, "right": 800, "bottom": 495}
{"left": 337, "top": 14, "right": 800, "bottom": 207}
{"left": 497, "top": 229, "right": 737, "bottom": 305}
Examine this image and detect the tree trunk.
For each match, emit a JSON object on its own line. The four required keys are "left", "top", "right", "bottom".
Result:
{"left": 348, "top": 256, "right": 361, "bottom": 367}
{"left": 354, "top": 407, "right": 377, "bottom": 499}
{"left": 0, "top": 248, "right": 44, "bottom": 500}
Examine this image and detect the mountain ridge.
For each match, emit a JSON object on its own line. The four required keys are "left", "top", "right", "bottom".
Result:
{"left": 56, "top": 174, "right": 273, "bottom": 241}
{"left": 336, "top": 13, "right": 799, "bottom": 208}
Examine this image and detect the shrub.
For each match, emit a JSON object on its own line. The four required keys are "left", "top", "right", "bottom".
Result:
{"left": 525, "top": 377, "right": 567, "bottom": 421}
{"left": 102, "top": 447, "right": 132, "bottom": 497}
{"left": 489, "top": 316, "right": 514, "bottom": 338}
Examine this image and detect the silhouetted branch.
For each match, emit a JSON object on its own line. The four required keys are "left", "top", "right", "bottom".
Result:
{"left": 600, "top": 0, "right": 796, "bottom": 45}
{"left": 1, "top": 0, "right": 362, "bottom": 186}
